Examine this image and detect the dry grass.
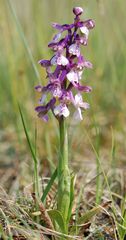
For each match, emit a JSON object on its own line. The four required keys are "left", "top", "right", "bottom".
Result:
{"left": 0, "top": 162, "right": 125, "bottom": 239}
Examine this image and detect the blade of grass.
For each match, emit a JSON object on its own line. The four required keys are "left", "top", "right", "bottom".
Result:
{"left": 41, "top": 168, "right": 57, "bottom": 203}
{"left": 74, "top": 183, "right": 84, "bottom": 236}
{"left": 18, "top": 104, "right": 40, "bottom": 199}
{"left": 88, "top": 95, "right": 103, "bottom": 204}
{"left": 85, "top": 129, "right": 119, "bottom": 240}
{"left": 45, "top": 132, "right": 55, "bottom": 173}
{"left": 110, "top": 126, "right": 116, "bottom": 169}
{"left": 118, "top": 195, "right": 126, "bottom": 239}
{"left": 6, "top": 0, "right": 41, "bottom": 83}
{"left": 67, "top": 173, "right": 76, "bottom": 223}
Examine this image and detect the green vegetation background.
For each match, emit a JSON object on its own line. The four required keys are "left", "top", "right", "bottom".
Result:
{"left": 0, "top": 0, "right": 126, "bottom": 168}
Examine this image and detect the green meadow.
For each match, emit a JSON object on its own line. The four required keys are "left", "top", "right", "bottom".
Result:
{"left": 1, "top": 0, "right": 126, "bottom": 151}
{"left": 0, "top": 1, "right": 126, "bottom": 239}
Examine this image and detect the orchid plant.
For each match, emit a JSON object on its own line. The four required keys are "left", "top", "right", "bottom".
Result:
{"left": 35, "top": 6, "right": 95, "bottom": 236}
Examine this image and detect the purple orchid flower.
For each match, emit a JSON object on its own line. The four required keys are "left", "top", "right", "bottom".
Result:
{"left": 35, "top": 7, "right": 95, "bottom": 121}
{"left": 72, "top": 93, "right": 90, "bottom": 122}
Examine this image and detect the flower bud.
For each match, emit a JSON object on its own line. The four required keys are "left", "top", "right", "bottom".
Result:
{"left": 73, "top": 7, "right": 83, "bottom": 16}
{"left": 85, "top": 19, "right": 95, "bottom": 29}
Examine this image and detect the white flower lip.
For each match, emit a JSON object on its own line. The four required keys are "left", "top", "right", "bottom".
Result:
{"left": 67, "top": 71, "right": 79, "bottom": 83}
{"left": 51, "top": 55, "right": 69, "bottom": 66}
{"left": 62, "top": 106, "right": 70, "bottom": 117}
{"left": 54, "top": 104, "right": 70, "bottom": 117}
{"left": 69, "top": 43, "right": 80, "bottom": 57}
{"left": 57, "top": 55, "right": 69, "bottom": 66}
{"left": 67, "top": 70, "right": 83, "bottom": 83}
{"left": 80, "top": 26, "right": 89, "bottom": 38}
{"left": 53, "top": 87, "right": 62, "bottom": 98}
{"left": 72, "top": 93, "right": 90, "bottom": 122}
{"left": 74, "top": 93, "right": 89, "bottom": 109}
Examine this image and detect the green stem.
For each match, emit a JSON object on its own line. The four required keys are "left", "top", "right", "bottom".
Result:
{"left": 58, "top": 116, "right": 70, "bottom": 225}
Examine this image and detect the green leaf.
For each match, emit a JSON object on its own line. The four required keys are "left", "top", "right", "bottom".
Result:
{"left": 41, "top": 168, "right": 57, "bottom": 203}
{"left": 70, "top": 205, "right": 103, "bottom": 236}
{"left": 70, "top": 201, "right": 111, "bottom": 237}
{"left": 77, "top": 205, "right": 102, "bottom": 225}
{"left": 77, "top": 201, "right": 112, "bottom": 225}
{"left": 47, "top": 209, "right": 66, "bottom": 234}
{"left": 45, "top": 132, "right": 55, "bottom": 173}
{"left": 67, "top": 173, "right": 76, "bottom": 222}
{"left": 18, "top": 104, "right": 40, "bottom": 198}
{"left": 18, "top": 104, "right": 37, "bottom": 164}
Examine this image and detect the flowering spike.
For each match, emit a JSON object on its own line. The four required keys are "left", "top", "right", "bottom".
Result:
{"left": 35, "top": 7, "right": 95, "bottom": 122}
